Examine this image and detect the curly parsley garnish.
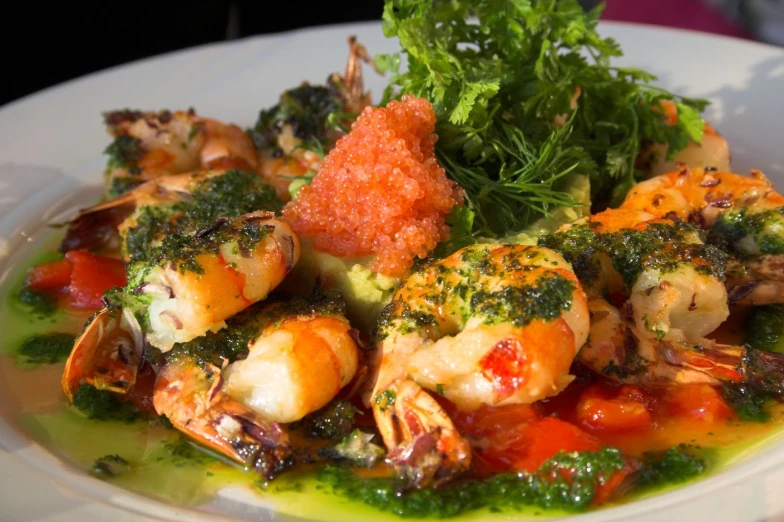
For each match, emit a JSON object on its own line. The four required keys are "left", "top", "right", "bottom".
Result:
{"left": 377, "top": 0, "right": 707, "bottom": 237}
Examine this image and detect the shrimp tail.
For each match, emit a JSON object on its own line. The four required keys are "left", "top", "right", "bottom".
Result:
{"left": 62, "top": 308, "right": 143, "bottom": 402}
{"left": 153, "top": 355, "right": 295, "bottom": 481}
{"left": 374, "top": 380, "right": 471, "bottom": 488}
{"left": 218, "top": 412, "right": 296, "bottom": 480}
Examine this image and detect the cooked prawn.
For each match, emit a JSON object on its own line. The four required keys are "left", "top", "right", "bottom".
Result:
{"left": 129, "top": 211, "right": 300, "bottom": 351}
{"left": 59, "top": 169, "right": 281, "bottom": 259}
{"left": 370, "top": 244, "right": 589, "bottom": 486}
{"left": 580, "top": 299, "right": 784, "bottom": 395}
{"left": 153, "top": 295, "right": 359, "bottom": 478}
{"left": 60, "top": 170, "right": 224, "bottom": 254}
{"left": 102, "top": 109, "right": 258, "bottom": 197}
{"left": 540, "top": 208, "right": 730, "bottom": 341}
{"left": 620, "top": 166, "right": 784, "bottom": 304}
{"left": 223, "top": 299, "right": 359, "bottom": 423}
{"left": 153, "top": 353, "right": 295, "bottom": 480}
{"left": 61, "top": 212, "right": 299, "bottom": 398}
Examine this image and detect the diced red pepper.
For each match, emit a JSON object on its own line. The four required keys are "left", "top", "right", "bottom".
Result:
{"left": 65, "top": 250, "right": 127, "bottom": 309}
{"left": 576, "top": 384, "right": 654, "bottom": 432}
{"left": 665, "top": 384, "right": 734, "bottom": 423}
{"left": 24, "top": 259, "right": 73, "bottom": 291}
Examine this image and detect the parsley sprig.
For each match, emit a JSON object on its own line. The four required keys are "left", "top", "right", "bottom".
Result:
{"left": 377, "top": 0, "right": 708, "bottom": 238}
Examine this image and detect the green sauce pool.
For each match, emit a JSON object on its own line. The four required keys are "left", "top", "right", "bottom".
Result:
{"left": 3, "top": 240, "right": 784, "bottom": 521}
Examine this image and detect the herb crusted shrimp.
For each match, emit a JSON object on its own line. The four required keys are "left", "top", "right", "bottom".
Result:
{"left": 369, "top": 244, "right": 589, "bottom": 486}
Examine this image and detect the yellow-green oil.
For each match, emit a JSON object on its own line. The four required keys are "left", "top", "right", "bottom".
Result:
{"left": 2, "top": 238, "right": 784, "bottom": 521}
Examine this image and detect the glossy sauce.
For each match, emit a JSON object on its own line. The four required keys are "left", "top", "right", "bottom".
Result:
{"left": 3, "top": 244, "right": 784, "bottom": 520}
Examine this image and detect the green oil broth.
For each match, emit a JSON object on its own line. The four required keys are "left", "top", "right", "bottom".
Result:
{"left": 3, "top": 236, "right": 784, "bottom": 521}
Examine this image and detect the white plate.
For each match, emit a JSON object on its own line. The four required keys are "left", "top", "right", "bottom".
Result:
{"left": 1, "top": 20, "right": 784, "bottom": 522}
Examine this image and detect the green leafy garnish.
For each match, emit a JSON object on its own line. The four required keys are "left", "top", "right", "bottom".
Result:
{"left": 377, "top": 0, "right": 707, "bottom": 237}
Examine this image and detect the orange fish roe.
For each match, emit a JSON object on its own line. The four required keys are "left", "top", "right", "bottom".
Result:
{"left": 282, "top": 95, "right": 464, "bottom": 276}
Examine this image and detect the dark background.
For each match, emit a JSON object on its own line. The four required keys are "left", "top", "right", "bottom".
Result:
{"left": 1, "top": 1, "right": 385, "bottom": 106}
{"left": 2, "top": 0, "right": 764, "bottom": 107}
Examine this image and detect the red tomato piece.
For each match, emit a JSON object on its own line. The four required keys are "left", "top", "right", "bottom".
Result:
{"left": 24, "top": 259, "right": 73, "bottom": 291}
{"left": 506, "top": 417, "right": 603, "bottom": 472}
{"left": 577, "top": 384, "right": 654, "bottom": 431}
{"left": 65, "top": 250, "right": 127, "bottom": 309}
{"left": 665, "top": 384, "right": 734, "bottom": 422}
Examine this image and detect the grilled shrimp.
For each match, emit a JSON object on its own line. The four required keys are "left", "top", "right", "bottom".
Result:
{"left": 61, "top": 212, "right": 299, "bottom": 400}
{"left": 540, "top": 208, "right": 729, "bottom": 341}
{"left": 620, "top": 166, "right": 784, "bottom": 304}
{"left": 254, "top": 37, "right": 373, "bottom": 200}
{"left": 153, "top": 353, "right": 295, "bottom": 480}
{"left": 128, "top": 211, "right": 299, "bottom": 351}
{"left": 579, "top": 299, "right": 784, "bottom": 395}
{"left": 152, "top": 295, "right": 360, "bottom": 479}
{"left": 222, "top": 299, "right": 359, "bottom": 423}
{"left": 370, "top": 244, "right": 589, "bottom": 486}
{"left": 59, "top": 169, "right": 282, "bottom": 258}
{"left": 102, "top": 109, "right": 258, "bottom": 198}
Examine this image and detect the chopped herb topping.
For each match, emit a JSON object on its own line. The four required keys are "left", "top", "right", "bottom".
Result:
{"left": 318, "top": 448, "right": 625, "bottom": 517}
{"left": 745, "top": 304, "right": 784, "bottom": 353}
{"left": 72, "top": 384, "right": 138, "bottom": 422}
{"left": 471, "top": 273, "right": 576, "bottom": 328}
{"left": 17, "top": 287, "right": 58, "bottom": 318}
{"left": 136, "top": 214, "right": 269, "bottom": 275}
{"left": 296, "top": 400, "right": 358, "bottom": 441}
{"left": 375, "top": 390, "right": 396, "bottom": 413}
{"left": 123, "top": 170, "right": 282, "bottom": 263}
{"left": 722, "top": 383, "right": 770, "bottom": 423}
{"left": 540, "top": 220, "right": 725, "bottom": 291}
{"left": 380, "top": 245, "right": 575, "bottom": 338}
{"left": 104, "top": 135, "right": 143, "bottom": 173}
{"left": 250, "top": 83, "right": 344, "bottom": 155}
{"left": 710, "top": 207, "right": 784, "bottom": 256}
{"left": 15, "top": 333, "right": 74, "bottom": 368}
{"left": 637, "top": 446, "right": 707, "bottom": 488}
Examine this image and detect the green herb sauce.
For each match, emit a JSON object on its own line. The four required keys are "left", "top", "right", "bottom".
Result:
{"left": 745, "top": 304, "right": 784, "bottom": 352}
{"left": 17, "top": 288, "right": 58, "bottom": 318}
{"left": 540, "top": 220, "right": 726, "bottom": 291}
{"left": 123, "top": 170, "right": 283, "bottom": 263}
{"left": 710, "top": 207, "right": 784, "bottom": 256}
{"left": 15, "top": 333, "right": 75, "bottom": 368}
{"left": 72, "top": 384, "right": 139, "bottom": 422}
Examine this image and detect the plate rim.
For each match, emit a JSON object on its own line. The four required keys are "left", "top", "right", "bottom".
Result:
{"left": 0, "top": 17, "right": 783, "bottom": 522}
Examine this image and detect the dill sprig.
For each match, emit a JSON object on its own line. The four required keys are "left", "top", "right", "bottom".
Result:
{"left": 377, "top": 0, "right": 708, "bottom": 237}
